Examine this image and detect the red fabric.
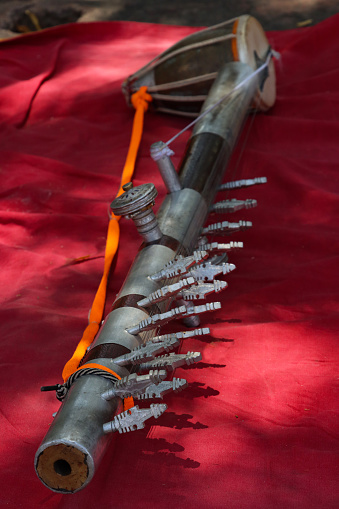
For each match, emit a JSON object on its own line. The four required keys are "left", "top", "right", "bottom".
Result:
{"left": 1, "top": 17, "right": 338, "bottom": 509}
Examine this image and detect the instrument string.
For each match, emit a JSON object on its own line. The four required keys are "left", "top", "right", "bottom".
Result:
{"left": 224, "top": 99, "right": 261, "bottom": 200}
{"left": 160, "top": 51, "right": 274, "bottom": 151}
{"left": 225, "top": 55, "right": 281, "bottom": 187}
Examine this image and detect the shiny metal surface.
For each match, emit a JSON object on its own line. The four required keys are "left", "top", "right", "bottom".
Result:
{"left": 157, "top": 188, "right": 208, "bottom": 251}
{"left": 195, "top": 241, "right": 244, "bottom": 252}
{"left": 101, "top": 370, "right": 167, "bottom": 400}
{"left": 111, "top": 183, "right": 157, "bottom": 216}
{"left": 137, "top": 277, "right": 196, "bottom": 307}
{"left": 188, "top": 261, "right": 236, "bottom": 281}
{"left": 218, "top": 176, "right": 267, "bottom": 190}
{"left": 111, "top": 183, "right": 163, "bottom": 243}
{"left": 117, "top": 244, "right": 175, "bottom": 299}
{"left": 180, "top": 279, "right": 228, "bottom": 300}
{"left": 210, "top": 198, "right": 257, "bottom": 213}
{"left": 126, "top": 305, "right": 187, "bottom": 335}
{"left": 103, "top": 403, "right": 167, "bottom": 434}
{"left": 192, "top": 62, "right": 257, "bottom": 140}
{"left": 93, "top": 307, "right": 145, "bottom": 349}
{"left": 201, "top": 219, "right": 252, "bottom": 235}
{"left": 36, "top": 50, "right": 266, "bottom": 493}
{"left": 112, "top": 336, "right": 180, "bottom": 366}
{"left": 150, "top": 251, "right": 208, "bottom": 281}
{"left": 138, "top": 351, "right": 202, "bottom": 372}
{"left": 137, "top": 377, "right": 188, "bottom": 400}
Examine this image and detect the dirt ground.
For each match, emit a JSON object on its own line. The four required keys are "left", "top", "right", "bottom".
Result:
{"left": 0, "top": 0, "right": 337, "bottom": 39}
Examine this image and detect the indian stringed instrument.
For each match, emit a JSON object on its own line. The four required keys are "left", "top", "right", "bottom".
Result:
{"left": 35, "top": 15, "right": 276, "bottom": 493}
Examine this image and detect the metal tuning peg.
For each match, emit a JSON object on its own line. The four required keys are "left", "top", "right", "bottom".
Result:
{"left": 126, "top": 305, "right": 187, "bottom": 335}
{"left": 210, "top": 198, "right": 257, "bottom": 213}
{"left": 150, "top": 250, "right": 208, "bottom": 281}
{"left": 150, "top": 141, "right": 182, "bottom": 193}
{"left": 103, "top": 404, "right": 167, "bottom": 434}
{"left": 138, "top": 351, "right": 202, "bottom": 372}
{"left": 136, "top": 327, "right": 210, "bottom": 346}
{"left": 111, "top": 182, "right": 162, "bottom": 243}
{"left": 218, "top": 176, "right": 267, "bottom": 191}
{"left": 127, "top": 300, "right": 219, "bottom": 335}
{"left": 137, "top": 277, "right": 196, "bottom": 307}
{"left": 201, "top": 220, "right": 252, "bottom": 236}
{"left": 137, "top": 377, "right": 188, "bottom": 400}
{"left": 113, "top": 327, "right": 210, "bottom": 366}
{"left": 112, "top": 336, "right": 181, "bottom": 366}
{"left": 171, "top": 327, "right": 210, "bottom": 339}
{"left": 134, "top": 326, "right": 210, "bottom": 344}
{"left": 175, "top": 299, "right": 200, "bottom": 328}
{"left": 176, "top": 300, "right": 222, "bottom": 327}
{"left": 189, "top": 261, "right": 236, "bottom": 281}
{"left": 195, "top": 241, "right": 244, "bottom": 253}
{"left": 183, "top": 301, "right": 221, "bottom": 316}
{"left": 101, "top": 370, "right": 167, "bottom": 400}
{"left": 180, "top": 280, "right": 228, "bottom": 300}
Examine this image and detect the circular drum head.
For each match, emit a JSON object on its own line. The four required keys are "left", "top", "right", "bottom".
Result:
{"left": 235, "top": 15, "right": 276, "bottom": 111}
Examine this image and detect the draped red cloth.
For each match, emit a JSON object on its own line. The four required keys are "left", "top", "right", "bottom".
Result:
{"left": 1, "top": 16, "right": 338, "bottom": 509}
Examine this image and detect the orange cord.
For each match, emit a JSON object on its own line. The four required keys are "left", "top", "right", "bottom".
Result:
{"left": 62, "top": 86, "right": 152, "bottom": 384}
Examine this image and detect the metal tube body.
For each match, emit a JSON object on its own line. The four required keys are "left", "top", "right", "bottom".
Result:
{"left": 35, "top": 62, "right": 258, "bottom": 493}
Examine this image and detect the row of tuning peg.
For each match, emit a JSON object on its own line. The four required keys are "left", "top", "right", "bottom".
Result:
{"left": 102, "top": 328, "right": 208, "bottom": 433}
{"left": 204, "top": 177, "right": 266, "bottom": 233}
{"left": 103, "top": 176, "right": 266, "bottom": 434}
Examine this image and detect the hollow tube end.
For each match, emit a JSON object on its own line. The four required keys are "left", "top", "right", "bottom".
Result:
{"left": 35, "top": 442, "right": 95, "bottom": 494}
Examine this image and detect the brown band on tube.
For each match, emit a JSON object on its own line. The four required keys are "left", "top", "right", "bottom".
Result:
{"left": 111, "top": 293, "right": 161, "bottom": 314}
{"left": 112, "top": 294, "right": 146, "bottom": 311}
{"left": 139, "top": 234, "right": 184, "bottom": 253}
{"left": 80, "top": 343, "right": 130, "bottom": 365}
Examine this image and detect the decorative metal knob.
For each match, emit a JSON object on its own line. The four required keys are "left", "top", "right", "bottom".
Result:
{"left": 111, "top": 182, "right": 162, "bottom": 243}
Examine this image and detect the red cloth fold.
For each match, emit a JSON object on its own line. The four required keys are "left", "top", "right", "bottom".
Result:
{"left": 0, "top": 17, "right": 338, "bottom": 509}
